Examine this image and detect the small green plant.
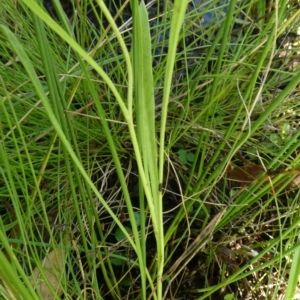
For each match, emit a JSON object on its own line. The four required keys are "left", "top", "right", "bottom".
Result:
{"left": 178, "top": 148, "right": 195, "bottom": 164}
{"left": 224, "top": 293, "right": 234, "bottom": 300}
{"left": 115, "top": 226, "right": 132, "bottom": 242}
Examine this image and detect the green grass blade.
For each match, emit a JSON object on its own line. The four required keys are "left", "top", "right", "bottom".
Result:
{"left": 0, "top": 24, "right": 136, "bottom": 251}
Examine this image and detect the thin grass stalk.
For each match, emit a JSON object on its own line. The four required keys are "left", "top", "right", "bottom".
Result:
{"left": 0, "top": 20, "right": 137, "bottom": 263}
{"left": 84, "top": 6, "right": 164, "bottom": 284}
{"left": 153, "top": 0, "right": 189, "bottom": 296}
{"left": 17, "top": 0, "right": 143, "bottom": 241}
{"left": 195, "top": 8, "right": 279, "bottom": 189}
{"left": 285, "top": 231, "right": 300, "bottom": 298}
{"left": 0, "top": 84, "right": 53, "bottom": 284}
{"left": 18, "top": 2, "right": 154, "bottom": 243}
{"left": 0, "top": 246, "right": 39, "bottom": 300}
{"left": 235, "top": 70, "right": 300, "bottom": 153}
{"left": 29, "top": 3, "right": 157, "bottom": 298}
{"left": 190, "top": 0, "right": 239, "bottom": 191}
{"left": 79, "top": 65, "right": 139, "bottom": 298}
{"left": 197, "top": 216, "right": 300, "bottom": 299}
{"left": 0, "top": 132, "right": 37, "bottom": 300}
{"left": 158, "top": 0, "right": 189, "bottom": 177}
{"left": 217, "top": 169, "right": 297, "bottom": 230}
{"left": 18, "top": 1, "right": 156, "bottom": 297}
{"left": 30, "top": 13, "right": 102, "bottom": 281}
{"left": 71, "top": 60, "right": 127, "bottom": 298}
{"left": 209, "top": 0, "right": 237, "bottom": 100}
{"left": 164, "top": 1, "right": 239, "bottom": 243}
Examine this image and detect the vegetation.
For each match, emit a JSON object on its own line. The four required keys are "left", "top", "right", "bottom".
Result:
{"left": 0, "top": 0, "right": 300, "bottom": 299}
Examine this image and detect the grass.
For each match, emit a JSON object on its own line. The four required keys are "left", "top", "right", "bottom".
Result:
{"left": 1, "top": 0, "right": 300, "bottom": 299}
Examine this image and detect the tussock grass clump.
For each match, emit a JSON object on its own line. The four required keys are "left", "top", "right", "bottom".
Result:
{"left": 1, "top": 0, "right": 300, "bottom": 299}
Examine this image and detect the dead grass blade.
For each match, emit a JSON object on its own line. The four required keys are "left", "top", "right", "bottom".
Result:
{"left": 162, "top": 207, "right": 227, "bottom": 296}
{"left": 30, "top": 248, "right": 66, "bottom": 299}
